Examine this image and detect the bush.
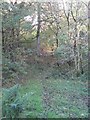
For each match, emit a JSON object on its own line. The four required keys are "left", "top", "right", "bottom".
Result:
{"left": 2, "top": 84, "right": 33, "bottom": 119}
{"left": 2, "top": 56, "right": 27, "bottom": 85}
{"left": 54, "top": 44, "right": 74, "bottom": 60}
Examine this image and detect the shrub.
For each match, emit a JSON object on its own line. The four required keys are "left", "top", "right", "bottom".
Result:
{"left": 2, "top": 56, "right": 27, "bottom": 85}
{"left": 2, "top": 84, "right": 33, "bottom": 119}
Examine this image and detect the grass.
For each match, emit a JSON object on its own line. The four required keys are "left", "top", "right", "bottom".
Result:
{"left": 42, "top": 78, "right": 88, "bottom": 118}
{"left": 19, "top": 79, "right": 43, "bottom": 118}
{"left": 17, "top": 77, "right": 88, "bottom": 118}
{"left": 2, "top": 56, "right": 88, "bottom": 118}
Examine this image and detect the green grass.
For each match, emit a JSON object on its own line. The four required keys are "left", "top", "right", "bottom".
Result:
{"left": 17, "top": 77, "right": 88, "bottom": 118}
{"left": 19, "top": 79, "right": 43, "bottom": 118}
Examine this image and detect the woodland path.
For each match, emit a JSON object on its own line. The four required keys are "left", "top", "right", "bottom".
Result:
{"left": 17, "top": 54, "right": 88, "bottom": 118}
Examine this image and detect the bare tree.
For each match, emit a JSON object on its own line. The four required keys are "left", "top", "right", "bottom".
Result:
{"left": 71, "top": 1, "right": 85, "bottom": 76}
{"left": 62, "top": 0, "right": 70, "bottom": 39}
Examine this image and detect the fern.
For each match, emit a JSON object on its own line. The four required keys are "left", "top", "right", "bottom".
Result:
{"left": 2, "top": 84, "right": 33, "bottom": 118}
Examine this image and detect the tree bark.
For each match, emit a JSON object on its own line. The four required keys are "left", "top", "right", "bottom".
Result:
{"left": 37, "top": 3, "right": 41, "bottom": 56}
{"left": 56, "top": 23, "right": 59, "bottom": 47}
{"left": 88, "top": 1, "right": 90, "bottom": 80}
{"left": 71, "top": 4, "right": 83, "bottom": 77}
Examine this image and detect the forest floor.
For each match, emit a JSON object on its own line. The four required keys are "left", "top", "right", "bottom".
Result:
{"left": 2, "top": 53, "right": 88, "bottom": 118}
{"left": 17, "top": 55, "right": 88, "bottom": 118}
{"left": 19, "top": 76, "right": 88, "bottom": 118}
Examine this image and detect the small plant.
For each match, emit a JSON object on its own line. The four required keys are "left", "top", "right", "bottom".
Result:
{"left": 2, "top": 84, "right": 33, "bottom": 119}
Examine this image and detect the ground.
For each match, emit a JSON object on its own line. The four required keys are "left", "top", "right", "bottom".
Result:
{"left": 17, "top": 55, "right": 88, "bottom": 118}
{"left": 18, "top": 77, "right": 88, "bottom": 118}
{"left": 2, "top": 53, "right": 88, "bottom": 118}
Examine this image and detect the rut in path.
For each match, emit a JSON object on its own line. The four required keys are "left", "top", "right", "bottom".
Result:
{"left": 41, "top": 79, "right": 51, "bottom": 117}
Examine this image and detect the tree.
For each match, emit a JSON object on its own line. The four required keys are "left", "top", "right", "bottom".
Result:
{"left": 36, "top": 2, "right": 41, "bottom": 56}
{"left": 70, "top": 0, "right": 87, "bottom": 76}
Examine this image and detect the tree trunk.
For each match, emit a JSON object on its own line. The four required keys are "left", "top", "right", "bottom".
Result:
{"left": 74, "top": 27, "right": 83, "bottom": 76}
{"left": 10, "top": 27, "right": 15, "bottom": 62}
{"left": 67, "top": 17, "right": 70, "bottom": 41}
{"left": 15, "top": 20, "right": 20, "bottom": 48}
{"left": 77, "top": 31, "right": 81, "bottom": 75}
{"left": 88, "top": 2, "right": 90, "bottom": 80}
{"left": 79, "top": 44, "right": 83, "bottom": 74}
{"left": 37, "top": 3, "right": 41, "bottom": 56}
{"left": 73, "top": 23, "right": 78, "bottom": 75}
{"left": 56, "top": 24, "right": 59, "bottom": 47}
{"left": 73, "top": 25, "right": 80, "bottom": 76}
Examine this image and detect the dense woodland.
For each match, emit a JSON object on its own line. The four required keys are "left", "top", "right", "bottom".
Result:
{"left": 1, "top": 0, "right": 89, "bottom": 118}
